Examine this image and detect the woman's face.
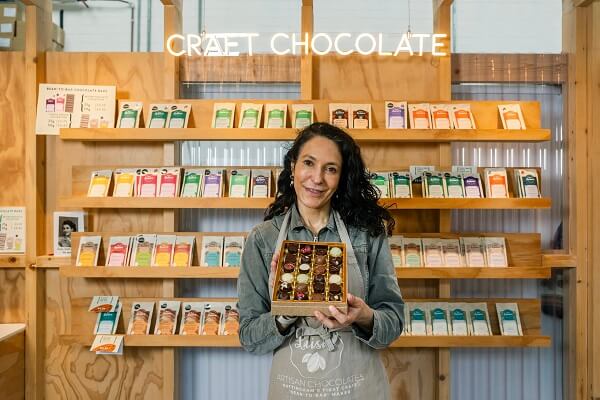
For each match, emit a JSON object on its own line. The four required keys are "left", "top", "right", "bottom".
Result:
{"left": 292, "top": 136, "right": 342, "bottom": 212}
{"left": 62, "top": 224, "right": 73, "bottom": 236}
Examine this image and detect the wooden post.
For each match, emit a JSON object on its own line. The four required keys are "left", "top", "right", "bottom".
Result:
{"left": 434, "top": 2, "right": 453, "bottom": 399}
{"left": 162, "top": 2, "right": 182, "bottom": 399}
{"left": 24, "top": 2, "right": 52, "bottom": 399}
{"left": 300, "top": 0, "right": 313, "bottom": 100}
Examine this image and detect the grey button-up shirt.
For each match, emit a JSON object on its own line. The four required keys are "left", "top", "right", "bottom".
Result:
{"left": 237, "top": 205, "right": 405, "bottom": 355}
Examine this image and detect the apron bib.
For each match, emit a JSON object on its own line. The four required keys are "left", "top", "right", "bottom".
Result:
{"left": 268, "top": 210, "right": 390, "bottom": 400}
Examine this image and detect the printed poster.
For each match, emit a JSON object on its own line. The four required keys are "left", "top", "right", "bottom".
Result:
{"left": 0, "top": 207, "right": 25, "bottom": 253}
{"left": 35, "top": 84, "right": 116, "bottom": 135}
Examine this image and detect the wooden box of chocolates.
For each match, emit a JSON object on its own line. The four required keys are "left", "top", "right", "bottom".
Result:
{"left": 271, "top": 240, "right": 347, "bottom": 316}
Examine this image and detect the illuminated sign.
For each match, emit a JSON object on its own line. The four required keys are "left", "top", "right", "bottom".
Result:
{"left": 166, "top": 32, "right": 447, "bottom": 57}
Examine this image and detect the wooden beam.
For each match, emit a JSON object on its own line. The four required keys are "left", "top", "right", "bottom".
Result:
{"left": 160, "top": 0, "right": 182, "bottom": 9}
{"left": 300, "top": 0, "right": 313, "bottom": 99}
{"left": 24, "top": 3, "right": 51, "bottom": 400}
{"left": 452, "top": 54, "right": 567, "bottom": 84}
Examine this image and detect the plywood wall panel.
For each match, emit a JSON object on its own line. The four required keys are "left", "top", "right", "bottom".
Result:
{"left": 0, "top": 333, "right": 25, "bottom": 400}
{"left": 0, "top": 52, "right": 26, "bottom": 207}
{"left": 44, "top": 52, "right": 170, "bottom": 400}
{"left": 0, "top": 271, "right": 25, "bottom": 323}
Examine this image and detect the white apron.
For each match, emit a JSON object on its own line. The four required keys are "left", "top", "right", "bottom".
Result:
{"left": 268, "top": 210, "right": 390, "bottom": 400}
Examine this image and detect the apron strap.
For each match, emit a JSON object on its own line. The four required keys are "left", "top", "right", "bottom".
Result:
{"left": 333, "top": 210, "right": 367, "bottom": 301}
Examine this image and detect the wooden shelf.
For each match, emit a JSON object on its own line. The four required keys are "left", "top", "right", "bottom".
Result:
{"left": 60, "top": 334, "right": 241, "bottom": 348}
{"left": 60, "top": 266, "right": 240, "bottom": 279}
{"left": 60, "top": 266, "right": 547, "bottom": 279}
{"left": 36, "top": 255, "right": 70, "bottom": 269}
{"left": 59, "top": 333, "right": 549, "bottom": 348}
{"left": 0, "top": 323, "right": 26, "bottom": 343}
{"left": 395, "top": 267, "right": 551, "bottom": 279}
{"left": 60, "top": 128, "right": 551, "bottom": 143}
{"left": 58, "top": 196, "right": 551, "bottom": 210}
{"left": 380, "top": 198, "right": 551, "bottom": 209}
{"left": 58, "top": 197, "right": 273, "bottom": 209}
{"left": 390, "top": 335, "right": 550, "bottom": 348}
{"left": 0, "top": 254, "right": 26, "bottom": 268}
{"left": 542, "top": 251, "right": 577, "bottom": 268}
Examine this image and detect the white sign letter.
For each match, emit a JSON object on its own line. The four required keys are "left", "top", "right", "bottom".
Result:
{"left": 432, "top": 33, "right": 447, "bottom": 56}
{"left": 271, "top": 33, "right": 290, "bottom": 55}
{"left": 187, "top": 34, "right": 203, "bottom": 56}
{"left": 292, "top": 33, "right": 310, "bottom": 55}
{"left": 311, "top": 33, "right": 333, "bottom": 55}
{"left": 377, "top": 33, "right": 392, "bottom": 56}
{"left": 166, "top": 34, "right": 185, "bottom": 57}
{"left": 394, "top": 33, "right": 414, "bottom": 56}
{"left": 412, "top": 33, "right": 429, "bottom": 56}
{"left": 355, "top": 33, "right": 377, "bottom": 55}
{"left": 333, "top": 33, "right": 353, "bottom": 55}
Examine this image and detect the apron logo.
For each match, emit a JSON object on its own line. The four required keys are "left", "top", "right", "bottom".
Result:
{"left": 290, "top": 336, "right": 344, "bottom": 379}
{"left": 302, "top": 352, "right": 326, "bottom": 373}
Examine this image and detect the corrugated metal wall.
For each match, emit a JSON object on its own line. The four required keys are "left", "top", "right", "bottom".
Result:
{"left": 177, "top": 83, "right": 565, "bottom": 400}
{"left": 450, "top": 83, "right": 564, "bottom": 400}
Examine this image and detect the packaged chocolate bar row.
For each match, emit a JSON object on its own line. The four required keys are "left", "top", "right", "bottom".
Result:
{"left": 402, "top": 302, "right": 523, "bottom": 337}
{"left": 75, "top": 234, "right": 244, "bottom": 268}
{"left": 88, "top": 296, "right": 239, "bottom": 336}
{"left": 87, "top": 167, "right": 277, "bottom": 199}
{"left": 389, "top": 236, "right": 508, "bottom": 268}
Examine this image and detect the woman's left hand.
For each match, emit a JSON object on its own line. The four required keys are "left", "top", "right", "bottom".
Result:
{"left": 314, "top": 293, "right": 374, "bottom": 332}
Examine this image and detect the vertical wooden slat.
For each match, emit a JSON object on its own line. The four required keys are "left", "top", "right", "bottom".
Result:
{"left": 162, "top": 3, "right": 182, "bottom": 400}
{"left": 24, "top": 3, "right": 51, "bottom": 399}
{"left": 300, "top": 0, "right": 313, "bottom": 100}
{"left": 435, "top": 3, "right": 453, "bottom": 399}
{"left": 588, "top": 3, "right": 600, "bottom": 398}
{"left": 563, "top": 1, "right": 590, "bottom": 400}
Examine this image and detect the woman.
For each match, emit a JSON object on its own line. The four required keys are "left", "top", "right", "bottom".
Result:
{"left": 58, "top": 219, "right": 77, "bottom": 248}
{"left": 237, "top": 122, "right": 404, "bottom": 399}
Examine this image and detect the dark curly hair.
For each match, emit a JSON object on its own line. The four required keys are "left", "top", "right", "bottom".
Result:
{"left": 265, "top": 122, "right": 395, "bottom": 237}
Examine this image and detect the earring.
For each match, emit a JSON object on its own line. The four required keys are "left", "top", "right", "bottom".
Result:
{"left": 290, "top": 176, "right": 294, "bottom": 187}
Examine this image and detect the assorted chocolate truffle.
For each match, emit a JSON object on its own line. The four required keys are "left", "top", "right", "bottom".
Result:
{"left": 274, "top": 241, "right": 345, "bottom": 303}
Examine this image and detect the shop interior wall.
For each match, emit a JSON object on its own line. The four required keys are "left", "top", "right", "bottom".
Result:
{"left": 43, "top": 52, "right": 173, "bottom": 400}
{"left": 0, "top": 51, "right": 26, "bottom": 400}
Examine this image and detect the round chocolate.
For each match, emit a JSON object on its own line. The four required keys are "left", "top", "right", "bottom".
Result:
{"left": 279, "top": 281, "right": 293, "bottom": 292}
{"left": 329, "top": 257, "right": 342, "bottom": 266}
{"left": 313, "top": 281, "right": 325, "bottom": 293}
{"left": 313, "top": 265, "right": 327, "bottom": 275}
{"left": 315, "top": 247, "right": 328, "bottom": 256}
{"left": 296, "top": 283, "right": 309, "bottom": 293}
{"left": 329, "top": 283, "right": 341, "bottom": 294}
{"left": 329, "top": 264, "right": 341, "bottom": 274}
{"left": 300, "top": 254, "right": 312, "bottom": 264}
{"left": 286, "top": 243, "right": 299, "bottom": 254}
{"left": 311, "top": 293, "right": 325, "bottom": 301}
{"left": 284, "top": 254, "right": 297, "bottom": 264}
{"left": 313, "top": 274, "right": 325, "bottom": 284}
{"left": 299, "top": 263, "right": 311, "bottom": 274}
{"left": 314, "top": 255, "right": 327, "bottom": 265}
{"left": 278, "top": 291, "right": 290, "bottom": 300}
{"left": 329, "top": 293, "right": 342, "bottom": 301}
{"left": 282, "top": 262, "right": 296, "bottom": 273}
{"left": 296, "top": 274, "right": 309, "bottom": 284}
{"left": 294, "top": 291, "right": 307, "bottom": 301}
{"left": 329, "top": 274, "right": 342, "bottom": 285}
{"left": 329, "top": 247, "right": 343, "bottom": 258}
{"left": 300, "top": 245, "right": 313, "bottom": 255}
{"left": 280, "top": 273, "right": 294, "bottom": 283}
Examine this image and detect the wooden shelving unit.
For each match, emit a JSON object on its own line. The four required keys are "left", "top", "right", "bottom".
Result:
{"left": 395, "top": 266, "right": 550, "bottom": 279}
{"left": 59, "top": 333, "right": 550, "bottom": 348}
{"left": 60, "top": 127, "right": 551, "bottom": 143}
{"left": 59, "top": 266, "right": 549, "bottom": 279}
{"left": 60, "top": 266, "right": 240, "bottom": 279}
{"left": 58, "top": 196, "right": 551, "bottom": 210}
{"left": 64, "top": 297, "right": 549, "bottom": 349}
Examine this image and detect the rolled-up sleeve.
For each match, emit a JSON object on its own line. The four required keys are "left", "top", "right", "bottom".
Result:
{"left": 237, "top": 227, "right": 295, "bottom": 355}
{"left": 353, "top": 233, "right": 404, "bottom": 348}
